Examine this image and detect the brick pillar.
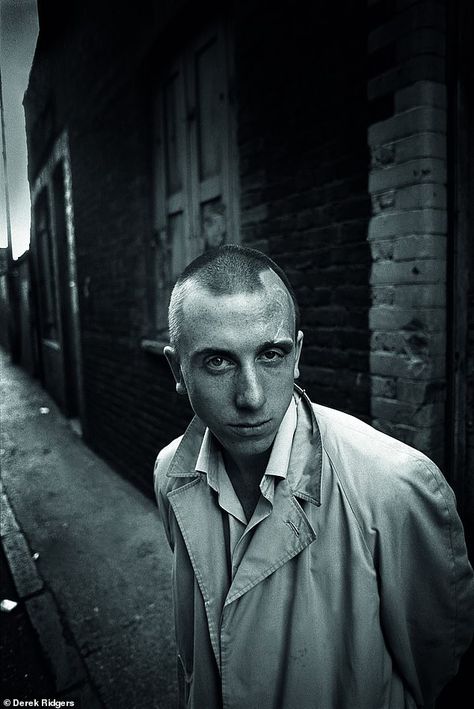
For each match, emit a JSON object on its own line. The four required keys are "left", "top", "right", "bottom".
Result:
{"left": 367, "top": 0, "right": 448, "bottom": 466}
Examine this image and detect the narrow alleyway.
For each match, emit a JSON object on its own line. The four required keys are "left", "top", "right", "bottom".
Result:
{"left": 0, "top": 348, "right": 177, "bottom": 708}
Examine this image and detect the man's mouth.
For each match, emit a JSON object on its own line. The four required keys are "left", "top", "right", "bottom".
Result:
{"left": 228, "top": 420, "right": 271, "bottom": 435}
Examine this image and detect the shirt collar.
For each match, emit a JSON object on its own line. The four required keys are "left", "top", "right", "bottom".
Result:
{"left": 195, "top": 427, "right": 221, "bottom": 492}
{"left": 263, "top": 397, "right": 297, "bottom": 478}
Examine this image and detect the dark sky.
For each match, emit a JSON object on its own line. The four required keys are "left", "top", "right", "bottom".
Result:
{"left": 0, "top": 0, "right": 39, "bottom": 259}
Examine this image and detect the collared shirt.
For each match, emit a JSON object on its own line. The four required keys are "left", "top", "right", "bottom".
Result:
{"left": 195, "top": 397, "right": 298, "bottom": 578}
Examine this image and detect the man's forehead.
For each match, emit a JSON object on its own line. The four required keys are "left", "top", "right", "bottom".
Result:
{"left": 178, "top": 269, "right": 295, "bottom": 351}
{"left": 181, "top": 269, "right": 294, "bottom": 319}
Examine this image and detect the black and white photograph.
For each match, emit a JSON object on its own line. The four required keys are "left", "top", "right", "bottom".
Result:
{"left": 1, "top": 1, "right": 473, "bottom": 708}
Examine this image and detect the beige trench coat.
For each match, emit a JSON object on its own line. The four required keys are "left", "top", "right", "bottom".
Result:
{"left": 154, "top": 389, "right": 474, "bottom": 709}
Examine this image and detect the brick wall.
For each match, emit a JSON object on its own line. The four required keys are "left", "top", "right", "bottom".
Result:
{"left": 367, "top": 0, "right": 448, "bottom": 468}
{"left": 236, "top": 0, "right": 372, "bottom": 418}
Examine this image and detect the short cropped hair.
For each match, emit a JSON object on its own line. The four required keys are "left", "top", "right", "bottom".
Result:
{"left": 168, "top": 244, "right": 300, "bottom": 349}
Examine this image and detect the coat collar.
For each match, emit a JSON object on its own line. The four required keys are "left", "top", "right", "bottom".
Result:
{"left": 166, "top": 384, "right": 322, "bottom": 506}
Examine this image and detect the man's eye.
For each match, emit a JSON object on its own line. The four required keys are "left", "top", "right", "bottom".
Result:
{"left": 259, "top": 350, "right": 284, "bottom": 362}
{"left": 205, "top": 356, "right": 231, "bottom": 370}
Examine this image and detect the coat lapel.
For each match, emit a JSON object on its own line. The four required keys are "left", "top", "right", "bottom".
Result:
{"left": 167, "top": 475, "right": 229, "bottom": 665}
{"left": 225, "top": 477, "right": 317, "bottom": 605}
{"left": 287, "top": 384, "right": 322, "bottom": 506}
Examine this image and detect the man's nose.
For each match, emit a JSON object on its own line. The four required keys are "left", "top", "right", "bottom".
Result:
{"left": 235, "top": 364, "right": 266, "bottom": 411}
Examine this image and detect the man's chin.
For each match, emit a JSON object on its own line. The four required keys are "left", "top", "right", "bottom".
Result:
{"left": 218, "top": 431, "right": 276, "bottom": 463}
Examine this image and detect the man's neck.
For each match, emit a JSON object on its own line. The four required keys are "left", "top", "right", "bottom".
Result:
{"left": 222, "top": 449, "right": 270, "bottom": 522}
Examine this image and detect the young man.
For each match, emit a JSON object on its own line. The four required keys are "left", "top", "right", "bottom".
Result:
{"left": 154, "top": 244, "right": 474, "bottom": 709}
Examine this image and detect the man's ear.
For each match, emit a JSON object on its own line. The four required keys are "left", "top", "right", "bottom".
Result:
{"left": 294, "top": 330, "right": 304, "bottom": 380}
{"left": 164, "top": 345, "right": 187, "bottom": 396}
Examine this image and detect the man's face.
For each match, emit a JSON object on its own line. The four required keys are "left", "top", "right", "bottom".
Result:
{"left": 165, "top": 270, "right": 303, "bottom": 467}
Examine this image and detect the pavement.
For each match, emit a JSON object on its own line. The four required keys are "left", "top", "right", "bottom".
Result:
{"left": 0, "top": 348, "right": 177, "bottom": 709}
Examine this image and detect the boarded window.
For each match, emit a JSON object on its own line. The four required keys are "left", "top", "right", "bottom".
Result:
{"left": 151, "top": 23, "right": 238, "bottom": 335}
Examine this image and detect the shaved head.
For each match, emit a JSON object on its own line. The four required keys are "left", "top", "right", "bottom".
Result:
{"left": 168, "top": 245, "right": 300, "bottom": 351}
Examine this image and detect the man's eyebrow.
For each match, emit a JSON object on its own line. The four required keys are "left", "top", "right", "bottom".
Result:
{"left": 257, "top": 338, "right": 294, "bottom": 351}
{"left": 191, "top": 339, "right": 294, "bottom": 361}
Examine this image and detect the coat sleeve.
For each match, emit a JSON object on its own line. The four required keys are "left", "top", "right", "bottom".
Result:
{"left": 154, "top": 444, "right": 189, "bottom": 709}
{"left": 374, "top": 458, "right": 474, "bottom": 706}
{"left": 153, "top": 443, "right": 179, "bottom": 550}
